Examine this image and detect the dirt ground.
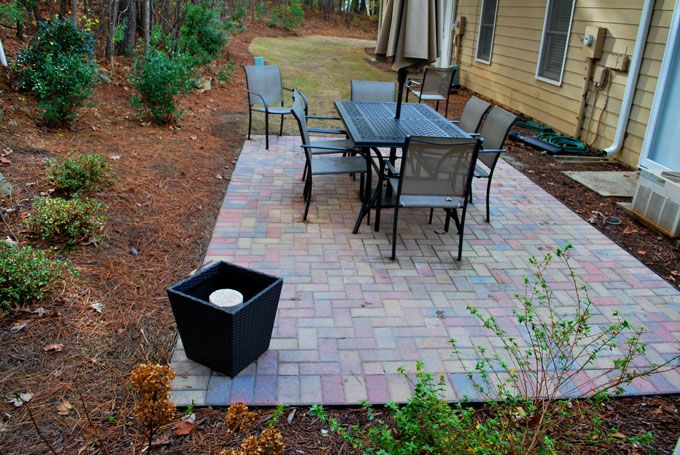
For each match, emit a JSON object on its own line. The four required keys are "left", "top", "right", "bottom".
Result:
{"left": 0, "top": 14, "right": 678, "bottom": 454}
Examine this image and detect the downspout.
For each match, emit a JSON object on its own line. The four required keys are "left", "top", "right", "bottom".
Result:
{"left": 0, "top": 38, "right": 7, "bottom": 68}
{"left": 604, "top": 0, "right": 655, "bottom": 156}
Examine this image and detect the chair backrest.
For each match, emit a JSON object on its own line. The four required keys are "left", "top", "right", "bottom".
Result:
{"left": 350, "top": 80, "right": 397, "bottom": 102}
{"left": 397, "top": 136, "right": 480, "bottom": 202}
{"left": 290, "top": 89, "right": 310, "bottom": 146}
{"left": 244, "top": 65, "right": 284, "bottom": 105}
{"left": 458, "top": 96, "right": 492, "bottom": 133}
{"left": 420, "top": 67, "right": 456, "bottom": 97}
{"left": 478, "top": 106, "right": 517, "bottom": 168}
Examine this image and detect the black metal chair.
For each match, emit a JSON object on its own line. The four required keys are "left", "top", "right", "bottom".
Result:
{"left": 350, "top": 80, "right": 397, "bottom": 102}
{"left": 472, "top": 106, "right": 517, "bottom": 222}
{"left": 290, "top": 90, "right": 368, "bottom": 221}
{"left": 405, "top": 67, "right": 457, "bottom": 117}
{"left": 383, "top": 136, "right": 481, "bottom": 261}
{"left": 244, "top": 65, "right": 294, "bottom": 150}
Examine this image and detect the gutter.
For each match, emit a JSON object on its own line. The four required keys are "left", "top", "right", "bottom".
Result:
{"left": 604, "top": 0, "right": 655, "bottom": 156}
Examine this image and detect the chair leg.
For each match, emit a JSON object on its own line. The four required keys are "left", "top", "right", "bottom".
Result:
{"left": 428, "top": 208, "right": 434, "bottom": 224}
{"left": 265, "top": 111, "right": 270, "bottom": 150}
{"left": 445, "top": 98, "right": 450, "bottom": 118}
{"left": 303, "top": 175, "right": 312, "bottom": 220}
{"left": 279, "top": 114, "right": 284, "bottom": 136}
{"left": 457, "top": 208, "right": 466, "bottom": 261}
{"left": 485, "top": 177, "right": 492, "bottom": 223}
{"left": 405, "top": 90, "right": 410, "bottom": 103}
{"left": 444, "top": 209, "right": 451, "bottom": 233}
{"left": 436, "top": 100, "right": 440, "bottom": 113}
{"left": 391, "top": 205, "right": 400, "bottom": 260}
{"left": 302, "top": 162, "right": 308, "bottom": 182}
{"left": 247, "top": 106, "right": 252, "bottom": 140}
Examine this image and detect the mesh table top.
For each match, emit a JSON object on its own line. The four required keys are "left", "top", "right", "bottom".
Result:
{"left": 335, "top": 101, "right": 468, "bottom": 148}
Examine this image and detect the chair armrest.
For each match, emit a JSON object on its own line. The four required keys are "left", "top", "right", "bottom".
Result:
{"left": 450, "top": 120, "right": 459, "bottom": 124}
{"left": 385, "top": 160, "right": 399, "bottom": 176}
{"left": 308, "top": 128, "right": 347, "bottom": 135}
{"left": 282, "top": 86, "right": 294, "bottom": 92}
{"left": 244, "top": 89, "right": 268, "bottom": 109}
{"left": 300, "top": 144, "right": 354, "bottom": 152}
{"left": 479, "top": 148, "right": 508, "bottom": 154}
{"left": 469, "top": 133, "right": 480, "bottom": 138}
{"left": 306, "top": 115, "right": 342, "bottom": 120}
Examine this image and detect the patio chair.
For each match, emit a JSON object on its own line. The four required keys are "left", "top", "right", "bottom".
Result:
{"left": 405, "top": 67, "right": 457, "bottom": 117}
{"left": 472, "top": 106, "right": 517, "bottom": 222}
{"left": 290, "top": 91, "right": 368, "bottom": 221}
{"left": 384, "top": 136, "right": 480, "bottom": 261}
{"left": 452, "top": 96, "right": 492, "bottom": 134}
{"left": 350, "top": 80, "right": 397, "bottom": 102}
{"left": 244, "top": 64, "right": 294, "bottom": 150}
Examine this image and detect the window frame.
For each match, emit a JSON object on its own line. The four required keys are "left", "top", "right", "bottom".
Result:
{"left": 475, "top": 0, "right": 500, "bottom": 65}
{"left": 535, "top": 0, "right": 576, "bottom": 86}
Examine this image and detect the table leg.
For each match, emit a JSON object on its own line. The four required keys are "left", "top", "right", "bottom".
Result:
{"left": 353, "top": 147, "right": 373, "bottom": 234}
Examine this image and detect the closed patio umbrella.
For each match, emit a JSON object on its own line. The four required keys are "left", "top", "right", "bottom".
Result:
{"left": 375, "top": 0, "right": 439, "bottom": 118}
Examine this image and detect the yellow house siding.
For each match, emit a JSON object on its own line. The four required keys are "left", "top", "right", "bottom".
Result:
{"left": 454, "top": 0, "right": 673, "bottom": 168}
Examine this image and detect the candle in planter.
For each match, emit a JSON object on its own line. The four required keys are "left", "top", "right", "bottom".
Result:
{"left": 209, "top": 289, "right": 243, "bottom": 308}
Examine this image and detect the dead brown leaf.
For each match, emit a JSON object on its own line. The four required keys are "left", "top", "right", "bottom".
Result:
{"left": 57, "top": 400, "right": 73, "bottom": 416}
{"left": 611, "top": 432, "right": 626, "bottom": 440}
{"left": 175, "top": 421, "right": 193, "bottom": 436}
{"left": 43, "top": 343, "right": 64, "bottom": 352}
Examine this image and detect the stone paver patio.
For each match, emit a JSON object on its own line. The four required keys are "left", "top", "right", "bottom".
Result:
{"left": 170, "top": 135, "right": 680, "bottom": 406}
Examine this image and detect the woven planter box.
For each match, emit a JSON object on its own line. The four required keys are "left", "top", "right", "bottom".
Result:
{"left": 167, "top": 261, "right": 283, "bottom": 377}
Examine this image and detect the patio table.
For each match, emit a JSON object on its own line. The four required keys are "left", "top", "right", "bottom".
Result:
{"left": 334, "top": 101, "right": 470, "bottom": 233}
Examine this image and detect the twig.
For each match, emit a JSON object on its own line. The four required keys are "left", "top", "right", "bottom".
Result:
{"left": 0, "top": 208, "right": 19, "bottom": 242}
{"left": 76, "top": 384, "right": 111, "bottom": 455}
{"left": 27, "top": 405, "right": 59, "bottom": 455}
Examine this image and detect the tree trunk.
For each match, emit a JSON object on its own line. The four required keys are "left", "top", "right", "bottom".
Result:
{"left": 106, "top": 0, "right": 119, "bottom": 61}
{"left": 143, "top": 0, "right": 149, "bottom": 53}
{"left": 71, "top": 0, "right": 78, "bottom": 24}
{"left": 123, "top": 0, "right": 137, "bottom": 56}
{"left": 59, "top": 0, "right": 68, "bottom": 18}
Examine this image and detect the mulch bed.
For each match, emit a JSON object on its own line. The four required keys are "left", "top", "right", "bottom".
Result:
{"left": 0, "top": 17, "right": 678, "bottom": 454}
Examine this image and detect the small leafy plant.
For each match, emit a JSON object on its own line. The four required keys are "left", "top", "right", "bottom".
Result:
{"left": 178, "top": 1, "right": 229, "bottom": 65}
{"left": 48, "top": 153, "right": 115, "bottom": 197}
{"left": 130, "top": 49, "right": 194, "bottom": 124}
{"left": 216, "top": 61, "right": 237, "bottom": 83}
{"left": 130, "top": 364, "right": 176, "bottom": 450}
{"left": 269, "top": 0, "right": 304, "bottom": 31}
{"left": 14, "top": 19, "right": 97, "bottom": 126}
{"left": 29, "top": 196, "right": 107, "bottom": 247}
{"left": 0, "top": 242, "right": 72, "bottom": 313}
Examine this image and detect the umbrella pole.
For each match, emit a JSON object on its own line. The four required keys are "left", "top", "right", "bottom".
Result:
{"left": 395, "top": 67, "right": 407, "bottom": 119}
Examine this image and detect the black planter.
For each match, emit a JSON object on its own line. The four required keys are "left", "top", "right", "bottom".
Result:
{"left": 167, "top": 261, "right": 283, "bottom": 378}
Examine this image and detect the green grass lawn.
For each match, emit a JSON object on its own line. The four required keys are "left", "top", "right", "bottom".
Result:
{"left": 248, "top": 35, "right": 394, "bottom": 136}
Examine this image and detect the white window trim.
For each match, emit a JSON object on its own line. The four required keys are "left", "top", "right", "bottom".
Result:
{"left": 535, "top": 0, "right": 576, "bottom": 86}
{"left": 639, "top": 0, "right": 680, "bottom": 170}
{"left": 475, "top": 0, "right": 499, "bottom": 65}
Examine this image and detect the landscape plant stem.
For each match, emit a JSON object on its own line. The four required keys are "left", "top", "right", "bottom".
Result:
{"left": 0, "top": 209, "right": 19, "bottom": 241}
{"left": 27, "top": 406, "right": 59, "bottom": 455}
{"left": 76, "top": 385, "right": 110, "bottom": 455}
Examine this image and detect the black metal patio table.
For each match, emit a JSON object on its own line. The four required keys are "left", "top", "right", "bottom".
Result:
{"left": 335, "top": 101, "right": 470, "bottom": 233}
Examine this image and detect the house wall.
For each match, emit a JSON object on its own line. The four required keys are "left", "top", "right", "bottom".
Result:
{"left": 453, "top": 0, "right": 675, "bottom": 168}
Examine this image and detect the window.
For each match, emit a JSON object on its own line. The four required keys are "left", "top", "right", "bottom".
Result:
{"left": 536, "top": 0, "right": 575, "bottom": 85}
{"left": 476, "top": 0, "right": 498, "bottom": 64}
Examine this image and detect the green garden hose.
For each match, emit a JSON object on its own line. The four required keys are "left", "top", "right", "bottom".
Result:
{"left": 536, "top": 133, "right": 588, "bottom": 153}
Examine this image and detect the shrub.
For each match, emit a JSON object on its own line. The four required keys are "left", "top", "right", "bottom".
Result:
{"left": 216, "top": 61, "right": 237, "bottom": 83}
{"left": 29, "top": 196, "right": 107, "bottom": 247}
{"left": 48, "top": 153, "right": 115, "bottom": 196}
{"left": 130, "top": 49, "right": 194, "bottom": 124}
{"left": 130, "top": 364, "right": 176, "bottom": 446}
{"left": 0, "top": 242, "right": 72, "bottom": 313}
{"left": 15, "top": 19, "right": 97, "bottom": 126}
{"left": 311, "top": 362, "right": 508, "bottom": 454}
{"left": 269, "top": 0, "right": 304, "bottom": 31}
{"left": 178, "top": 1, "right": 229, "bottom": 65}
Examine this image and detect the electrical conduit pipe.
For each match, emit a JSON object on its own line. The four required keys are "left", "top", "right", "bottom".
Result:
{"left": 0, "top": 38, "right": 7, "bottom": 68}
{"left": 604, "top": 0, "right": 655, "bottom": 156}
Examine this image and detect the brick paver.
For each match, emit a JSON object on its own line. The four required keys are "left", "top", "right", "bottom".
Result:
{"left": 170, "top": 135, "right": 680, "bottom": 406}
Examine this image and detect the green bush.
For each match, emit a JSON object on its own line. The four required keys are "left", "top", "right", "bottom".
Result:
{"left": 216, "top": 61, "right": 237, "bottom": 83}
{"left": 0, "top": 0, "right": 24, "bottom": 27}
{"left": 130, "top": 49, "right": 194, "bottom": 124}
{"left": 48, "top": 153, "right": 115, "bottom": 196}
{"left": 311, "top": 362, "right": 508, "bottom": 454}
{"left": 15, "top": 19, "right": 97, "bottom": 126}
{"left": 0, "top": 242, "right": 72, "bottom": 313}
{"left": 178, "top": 1, "right": 229, "bottom": 65}
{"left": 269, "top": 0, "right": 304, "bottom": 31}
{"left": 29, "top": 196, "right": 107, "bottom": 247}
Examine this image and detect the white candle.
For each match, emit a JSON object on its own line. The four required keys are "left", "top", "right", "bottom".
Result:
{"left": 209, "top": 289, "right": 244, "bottom": 308}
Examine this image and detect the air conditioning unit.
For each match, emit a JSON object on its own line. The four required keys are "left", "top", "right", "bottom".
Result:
{"left": 631, "top": 169, "right": 680, "bottom": 238}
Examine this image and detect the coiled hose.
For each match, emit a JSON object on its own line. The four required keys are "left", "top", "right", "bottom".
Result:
{"left": 536, "top": 133, "right": 588, "bottom": 153}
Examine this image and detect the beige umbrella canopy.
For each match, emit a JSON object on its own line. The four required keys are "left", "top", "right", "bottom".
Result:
{"left": 375, "top": 0, "right": 439, "bottom": 117}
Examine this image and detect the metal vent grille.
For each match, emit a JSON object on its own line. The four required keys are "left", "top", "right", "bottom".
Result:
{"left": 660, "top": 200, "right": 679, "bottom": 231}
{"left": 633, "top": 186, "right": 651, "bottom": 213}
{"left": 647, "top": 192, "right": 665, "bottom": 222}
